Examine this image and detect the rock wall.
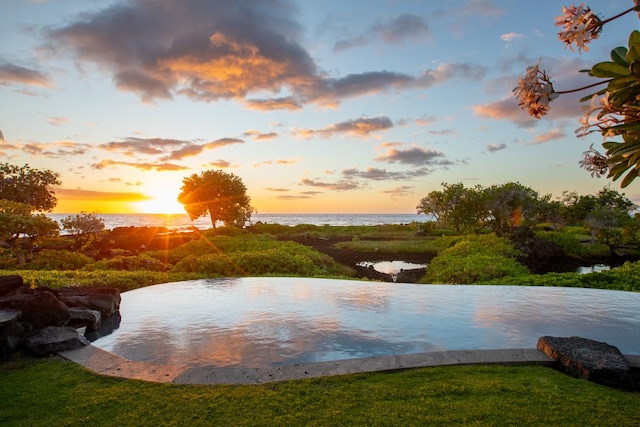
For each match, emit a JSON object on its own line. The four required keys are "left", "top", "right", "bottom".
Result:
{"left": 0, "top": 275, "right": 120, "bottom": 359}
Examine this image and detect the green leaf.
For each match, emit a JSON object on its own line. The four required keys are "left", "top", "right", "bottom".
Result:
{"left": 590, "top": 61, "right": 630, "bottom": 78}
{"left": 611, "top": 47, "right": 629, "bottom": 67}
{"left": 629, "top": 30, "right": 640, "bottom": 49}
{"left": 620, "top": 168, "right": 639, "bottom": 188}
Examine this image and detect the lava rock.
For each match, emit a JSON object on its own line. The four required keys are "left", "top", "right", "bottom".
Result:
{"left": 24, "top": 326, "right": 89, "bottom": 357}
{"left": 0, "top": 292, "right": 70, "bottom": 330}
{"left": 537, "top": 336, "right": 635, "bottom": 390}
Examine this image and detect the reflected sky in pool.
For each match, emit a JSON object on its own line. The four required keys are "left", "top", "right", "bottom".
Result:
{"left": 91, "top": 278, "right": 640, "bottom": 369}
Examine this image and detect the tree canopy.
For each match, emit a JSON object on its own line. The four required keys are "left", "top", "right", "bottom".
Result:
{"left": 0, "top": 163, "right": 61, "bottom": 212}
{"left": 177, "top": 170, "right": 255, "bottom": 229}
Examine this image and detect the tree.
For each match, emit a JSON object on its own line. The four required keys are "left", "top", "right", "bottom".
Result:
{"left": 0, "top": 200, "right": 59, "bottom": 265}
{"left": 482, "top": 183, "right": 543, "bottom": 236}
{"left": 177, "top": 170, "right": 255, "bottom": 229}
{"left": 416, "top": 183, "right": 487, "bottom": 234}
{"left": 60, "top": 212, "right": 105, "bottom": 251}
{"left": 0, "top": 163, "right": 61, "bottom": 212}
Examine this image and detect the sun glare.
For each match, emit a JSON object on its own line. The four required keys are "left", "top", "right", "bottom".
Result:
{"left": 134, "top": 192, "right": 184, "bottom": 214}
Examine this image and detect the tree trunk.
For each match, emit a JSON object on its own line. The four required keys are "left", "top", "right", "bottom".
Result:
{"left": 208, "top": 210, "right": 217, "bottom": 229}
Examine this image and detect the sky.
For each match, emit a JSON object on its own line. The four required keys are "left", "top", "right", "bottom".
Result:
{"left": 2, "top": 0, "right": 640, "bottom": 215}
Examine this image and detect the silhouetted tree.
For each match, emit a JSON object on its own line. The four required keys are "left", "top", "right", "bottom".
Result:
{"left": 0, "top": 163, "right": 61, "bottom": 212}
{"left": 178, "top": 170, "right": 255, "bottom": 229}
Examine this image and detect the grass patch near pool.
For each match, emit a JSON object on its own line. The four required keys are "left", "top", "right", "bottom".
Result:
{"left": 1, "top": 355, "right": 638, "bottom": 426}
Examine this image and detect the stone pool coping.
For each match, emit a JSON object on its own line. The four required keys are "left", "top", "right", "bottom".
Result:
{"left": 58, "top": 344, "right": 640, "bottom": 385}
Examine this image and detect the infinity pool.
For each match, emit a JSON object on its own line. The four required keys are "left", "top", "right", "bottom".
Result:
{"left": 91, "top": 277, "right": 640, "bottom": 368}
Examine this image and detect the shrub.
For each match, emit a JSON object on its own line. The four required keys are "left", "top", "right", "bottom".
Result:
{"left": 535, "top": 230, "right": 583, "bottom": 257}
{"left": 25, "top": 249, "right": 93, "bottom": 270}
{"left": 83, "top": 254, "right": 167, "bottom": 272}
{"left": 422, "top": 234, "right": 529, "bottom": 284}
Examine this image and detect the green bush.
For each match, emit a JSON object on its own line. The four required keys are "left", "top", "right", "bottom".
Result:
{"left": 173, "top": 243, "right": 347, "bottom": 277}
{"left": 422, "top": 234, "right": 529, "bottom": 284}
{"left": 534, "top": 230, "right": 583, "bottom": 257}
{"left": 83, "top": 254, "right": 167, "bottom": 272}
{"left": 24, "top": 249, "right": 94, "bottom": 270}
{"left": 173, "top": 254, "right": 239, "bottom": 276}
{"left": 484, "top": 260, "right": 640, "bottom": 292}
{"left": 0, "top": 270, "right": 206, "bottom": 292}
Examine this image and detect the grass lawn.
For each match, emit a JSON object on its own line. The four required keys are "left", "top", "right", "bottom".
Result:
{"left": 1, "top": 355, "right": 639, "bottom": 426}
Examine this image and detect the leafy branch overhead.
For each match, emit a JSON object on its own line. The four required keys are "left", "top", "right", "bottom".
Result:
{"left": 514, "top": 2, "right": 640, "bottom": 187}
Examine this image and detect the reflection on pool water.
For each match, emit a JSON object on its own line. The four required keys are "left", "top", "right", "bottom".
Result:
{"left": 91, "top": 277, "right": 640, "bottom": 369}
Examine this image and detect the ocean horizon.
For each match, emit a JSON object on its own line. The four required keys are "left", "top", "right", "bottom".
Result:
{"left": 47, "top": 213, "right": 431, "bottom": 231}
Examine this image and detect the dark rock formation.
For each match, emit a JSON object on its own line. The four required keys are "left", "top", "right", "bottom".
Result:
{"left": 57, "top": 286, "right": 121, "bottom": 317}
{"left": 0, "top": 275, "right": 30, "bottom": 298}
{"left": 68, "top": 307, "right": 101, "bottom": 332}
{"left": 0, "top": 291, "right": 70, "bottom": 330}
{"left": 24, "top": 326, "right": 90, "bottom": 357}
{"left": 537, "top": 336, "right": 635, "bottom": 390}
{"left": 0, "top": 275, "right": 120, "bottom": 359}
{"left": 1, "top": 309, "right": 26, "bottom": 359}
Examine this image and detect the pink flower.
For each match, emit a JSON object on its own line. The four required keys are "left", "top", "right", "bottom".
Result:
{"left": 512, "top": 61, "right": 558, "bottom": 118}
{"left": 556, "top": 3, "right": 602, "bottom": 53}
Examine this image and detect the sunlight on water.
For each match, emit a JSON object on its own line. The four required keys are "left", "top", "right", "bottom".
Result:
{"left": 91, "top": 278, "right": 640, "bottom": 369}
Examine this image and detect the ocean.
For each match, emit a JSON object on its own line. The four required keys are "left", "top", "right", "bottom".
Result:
{"left": 47, "top": 213, "right": 430, "bottom": 231}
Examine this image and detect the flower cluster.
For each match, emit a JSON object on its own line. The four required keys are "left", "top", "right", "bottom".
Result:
{"left": 575, "top": 93, "right": 621, "bottom": 139}
{"left": 556, "top": 3, "right": 603, "bottom": 52}
{"left": 512, "top": 62, "right": 558, "bottom": 118}
{"left": 579, "top": 144, "right": 609, "bottom": 177}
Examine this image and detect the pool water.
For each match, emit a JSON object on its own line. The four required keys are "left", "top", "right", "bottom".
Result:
{"left": 91, "top": 277, "right": 640, "bottom": 369}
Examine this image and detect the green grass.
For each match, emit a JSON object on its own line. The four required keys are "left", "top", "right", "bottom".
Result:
{"left": 1, "top": 355, "right": 638, "bottom": 426}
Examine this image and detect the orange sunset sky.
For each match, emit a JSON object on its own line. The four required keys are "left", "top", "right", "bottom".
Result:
{"left": 2, "top": 0, "right": 639, "bottom": 214}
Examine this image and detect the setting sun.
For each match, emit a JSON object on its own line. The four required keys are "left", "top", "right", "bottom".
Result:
{"left": 134, "top": 191, "right": 185, "bottom": 214}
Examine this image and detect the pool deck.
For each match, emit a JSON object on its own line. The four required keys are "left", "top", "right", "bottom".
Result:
{"left": 57, "top": 344, "right": 640, "bottom": 385}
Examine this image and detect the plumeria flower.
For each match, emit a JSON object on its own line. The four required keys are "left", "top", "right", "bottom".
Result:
{"left": 513, "top": 61, "right": 559, "bottom": 118}
{"left": 579, "top": 144, "right": 609, "bottom": 178}
{"left": 575, "top": 93, "right": 621, "bottom": 138}
{"left": 556, "top": 3, "right": 602, "bottom": 53}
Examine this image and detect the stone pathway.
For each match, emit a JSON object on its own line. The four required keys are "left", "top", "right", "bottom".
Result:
{"left": 59, "top": 344, "right": 564, "bottom": 385}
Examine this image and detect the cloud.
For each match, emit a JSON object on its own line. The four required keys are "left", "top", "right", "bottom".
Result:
{"left": 531, "top": 128, "right": 567, "bottom": 144}
{"left": 56, "top": 188, "right": 151, "bottom": 202}
{"left": 244, "top": 97, "right": 302, "bottom": 111}
{"left": 207, "top": 159, "right": 234, "bottom": 168}
{"left": 487, "top": 143, "right": 507, "bottom": 152}
{"left": 253, "top": 158, "right": 299, "bottom": 167}
{"left": 277, "top": 194, "right": 315, "bottom": 200}
{"left": 376, "top": 145, "right": 451, "bottom": 166}
{"left": 40, "top": 1, "right": 485, "bottom": 109}
{"left": 500, "top": 32, "right": 524, "bottom": 43}
{"left": 334, "top": 13, "right": 429, "bottom": 52}
{"left": 380, "top": 186, "right": 414, "bottom": 199}
{"left": 91, "top": 159, "right": 189, "bottom": 171}
{"left": 415, "top": 115, "right": 437, "bottom": 126}
{"left": 428, "top": 129, "right": 458, "bottom": 136}
{"left": 0, "top": 60, "right": 53, "bottom": 88}
{"left": 265, "top": 187, "right": 290, "bottom": 192}
{"left": 293, "top": 116, "right": 393, "bottom": 139}
{"left": 243, "top": 130, "right": 279, "bottom": 141}
{"left": 473, "top": 97, "right": 538, "bottom": 128}
{"left": 99, "top": 136, "right": 243, "bottom": 160}
{"left": 300, "top": 178, "right": 361, "bottom": 191}
{"left": 46, "top": 116, "right": 71, "bottom": 126}
{"left": 343, "top": 167, "right": 432, "bottom": 181}
{"left": 21, "top": 140, "right": 91, "bottom": 157}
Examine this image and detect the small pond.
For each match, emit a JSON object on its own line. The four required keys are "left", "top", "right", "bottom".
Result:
{"left": 356, "top": 260, "right": 427, "bottom": 281}
{"left": 91, "top": 277, "right": 640, "bottom": 369}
